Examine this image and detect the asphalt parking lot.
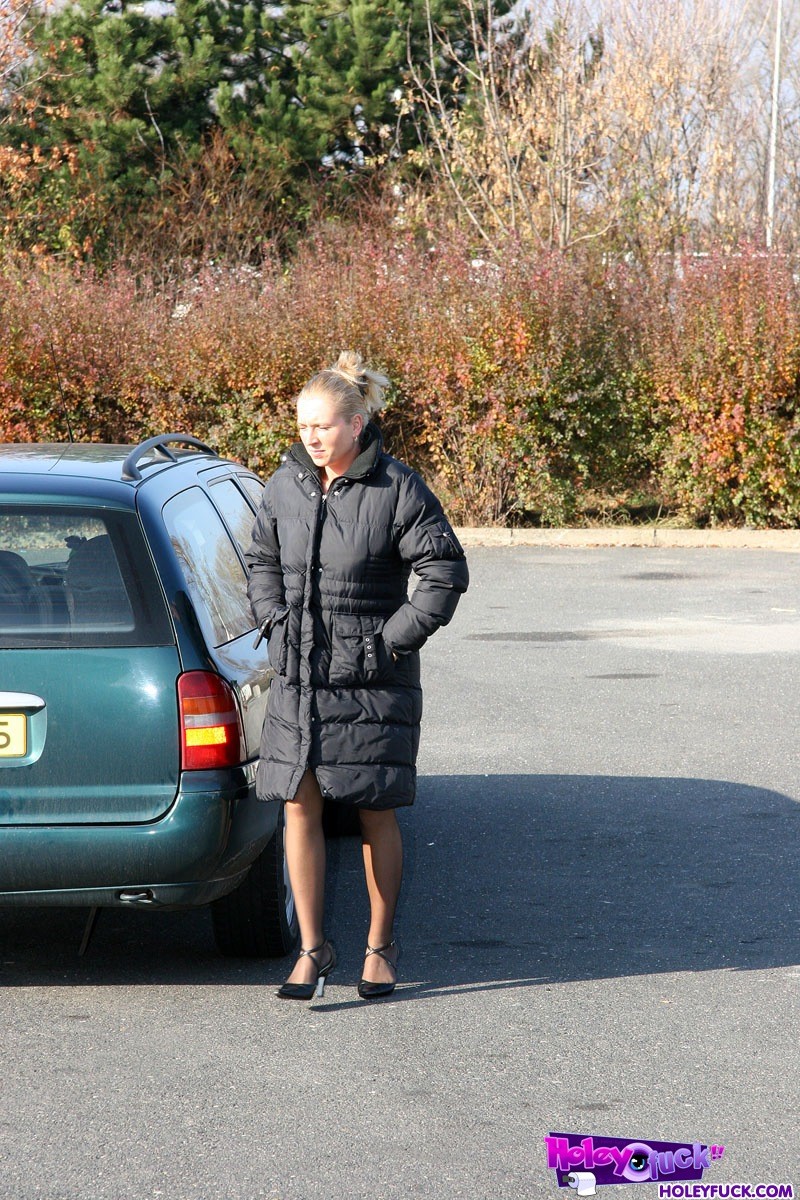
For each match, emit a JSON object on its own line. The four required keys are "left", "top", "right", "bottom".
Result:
{"left": 1, "top": 545, "right": 798, "bottom": 1199}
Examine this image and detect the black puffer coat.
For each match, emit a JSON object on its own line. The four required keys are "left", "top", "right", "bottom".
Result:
{"left": 246, "top": 423, "right": 469, "bottom": 809}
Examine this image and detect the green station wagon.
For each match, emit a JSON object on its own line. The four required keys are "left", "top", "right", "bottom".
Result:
{"left": 0, "top": 435, "right": 297, "bottom": 957}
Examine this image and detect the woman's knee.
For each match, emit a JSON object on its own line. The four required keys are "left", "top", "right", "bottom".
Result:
{"left": 285, "top": 770, "right": 325, "bottom": 821}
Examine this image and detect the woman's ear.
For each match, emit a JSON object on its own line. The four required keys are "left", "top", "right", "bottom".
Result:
{"left": 352, "top": 414, "right": 364, "bottom": 439}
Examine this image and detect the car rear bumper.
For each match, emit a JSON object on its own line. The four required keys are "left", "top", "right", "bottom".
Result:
{"left": 0, "top": 767, "right": 281, "bottom": 905}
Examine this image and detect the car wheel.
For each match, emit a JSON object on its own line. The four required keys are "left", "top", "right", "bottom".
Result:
{"left": 211, "top": 817, "right": 298, "bottom": 958}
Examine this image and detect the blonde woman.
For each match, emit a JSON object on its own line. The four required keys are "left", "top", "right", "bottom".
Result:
{"left": 246, "top": 351, "right": 468, "bottom": 1000}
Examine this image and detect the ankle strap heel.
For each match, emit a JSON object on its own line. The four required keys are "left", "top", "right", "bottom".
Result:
{"left": 358, "top": 939, "right": 399, "bottom": 1000}
{"left": 277, "top": 939, "right": 337, "bottom": 1001}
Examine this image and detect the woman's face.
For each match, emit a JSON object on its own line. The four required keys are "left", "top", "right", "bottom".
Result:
{"left": 297, "top": 392, "right": 363, "bottom": 477}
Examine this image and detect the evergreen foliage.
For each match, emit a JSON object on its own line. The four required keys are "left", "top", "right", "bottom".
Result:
{"left": 1, "top": 0, "right": 468, "bottom": 256}
{"left": 4, "top": 0, "right": 229, "bottom": 252}
{"left": 219, "top": 0, "right": 464, "bottom": 174}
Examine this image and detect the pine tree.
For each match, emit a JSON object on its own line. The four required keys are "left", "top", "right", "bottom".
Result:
{"left": 219, "top": 0, "right": 467, "bottom": 177}
{"left": 5, "top": 0, "right": 227, "bottom": 250}
{"left": 2, "top": 0, "right": 474, "bottom": 255}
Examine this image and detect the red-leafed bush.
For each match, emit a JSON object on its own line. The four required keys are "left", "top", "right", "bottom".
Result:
{"left": 0, "top": 226, "right": 652, "bottom": 524}
{"left": 637, "top": 249, "right": 800, "bottom": 526}
{"left": 3, "top": 230, "right": 800, "bottom": 527}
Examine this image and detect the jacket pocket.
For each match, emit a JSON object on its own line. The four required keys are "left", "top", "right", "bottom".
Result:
{"left": 425, "top": 520, "right": 465, "bottom": 560}
{"left": 328, "top": 614, "right": 392, "bottom": 687}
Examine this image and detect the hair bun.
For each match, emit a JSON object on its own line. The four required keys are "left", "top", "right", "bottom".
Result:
{"left": 332, "top": 350, "right": 390, "bottom": 416}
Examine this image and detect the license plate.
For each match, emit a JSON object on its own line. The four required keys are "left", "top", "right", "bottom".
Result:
{"left": 0, "top": 713, "right": 27, "bottom": 758}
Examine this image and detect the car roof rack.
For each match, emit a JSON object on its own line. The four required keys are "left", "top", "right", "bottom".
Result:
{"left": 122, "top": 434, "right": 217, "bottom": 482}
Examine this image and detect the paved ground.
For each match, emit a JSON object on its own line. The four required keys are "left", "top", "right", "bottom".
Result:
{"left": 1, "top": 546, "right": 798, "bottom": 1199}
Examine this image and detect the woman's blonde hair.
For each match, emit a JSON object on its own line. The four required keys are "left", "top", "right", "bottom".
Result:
{"left": 298, "top": 350, "right": 390, "bottom": 424}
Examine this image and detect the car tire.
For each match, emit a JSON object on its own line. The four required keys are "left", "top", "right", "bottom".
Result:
{"left": 211, "top": 818, "right": 298, "bottom": 958}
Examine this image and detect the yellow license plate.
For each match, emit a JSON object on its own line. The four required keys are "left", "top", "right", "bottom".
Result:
{"left": 0, "top": 713, "right": 27, "bottom": 758}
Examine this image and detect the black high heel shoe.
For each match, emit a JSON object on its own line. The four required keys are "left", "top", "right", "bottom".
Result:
{"left": 358, "top": 940, "right": 400, "bottom": 1000}
{"left": 277, "top": 940, "right": 337, "bottom": 1000}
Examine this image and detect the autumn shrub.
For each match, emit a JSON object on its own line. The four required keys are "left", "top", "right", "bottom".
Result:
{"left": 112, "top": 132, "right": 300, "bottom": 272}
{"left": 0, "top": 226, "right": 657, "bottom": 524}
{"left": 241, "top": 224, "right": 653, "bottom": 524}
{"left": 0, "top": 257, "right": 295, "bottom": 448}
{"left": 0, "top": 260, "right": 171, "bottom": 442}
{"left": 635, "top": 249, "right": 800, "bottom": 526}
{"left": 18, "top": 227, "right": 800, "bottom": 527}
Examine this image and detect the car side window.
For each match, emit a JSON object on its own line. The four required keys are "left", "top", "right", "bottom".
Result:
{"left": 208, "top": 478, "right": 259, "bottom": 558}
{"left": 238, "top": 475, "right": 264, "bottom": 510}
{"left": 163, "top": 487, "right": 254, "bottom": 648}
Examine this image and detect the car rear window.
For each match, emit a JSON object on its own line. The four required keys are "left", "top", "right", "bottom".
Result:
{"left": 163, "top": 487, "right": 255, "bottom": 648}
{"left": 0, "top": 506, "right": 173, "bottom": 648}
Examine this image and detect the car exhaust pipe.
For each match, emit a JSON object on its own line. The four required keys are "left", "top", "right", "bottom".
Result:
{"left": 117, "top": 889, "right": 156, "bottom": 905}
{"left": 78, "top": 890, "right": 158, "bottom": 958}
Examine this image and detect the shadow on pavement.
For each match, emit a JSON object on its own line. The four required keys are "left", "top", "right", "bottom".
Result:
{"left": 1, "top": 774, "right": 797, "bottom": 990}
{"left": 401, "top": 773, "right": 800, "bottom": 990}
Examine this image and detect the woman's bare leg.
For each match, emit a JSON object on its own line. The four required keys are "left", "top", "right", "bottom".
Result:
{"left": 283, "top": 770, "right": 329, "bottom": 986}
{"left": 359, "top": 808, "right": 403, "bottom": 983}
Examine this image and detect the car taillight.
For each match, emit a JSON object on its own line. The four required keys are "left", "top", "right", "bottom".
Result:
{"left": 178, "top": 671, "right": 243, "bottom": 770}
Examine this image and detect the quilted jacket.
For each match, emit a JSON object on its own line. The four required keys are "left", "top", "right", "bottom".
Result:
{"left": 246, "top": 422, "right": 469, "bottom": 808}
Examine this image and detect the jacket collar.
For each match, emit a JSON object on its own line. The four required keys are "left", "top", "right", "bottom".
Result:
{"left": 288, "top": 420, "right": 383, "bottom": 480}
